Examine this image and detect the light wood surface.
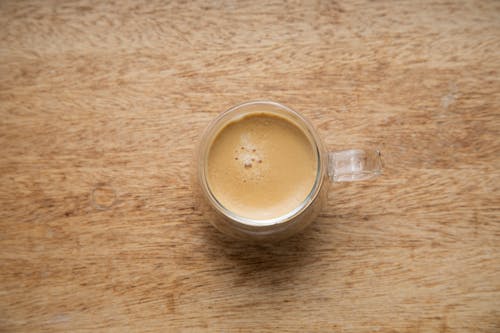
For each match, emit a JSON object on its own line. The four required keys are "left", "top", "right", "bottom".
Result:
{"left": 1, "top": 1, "right": 499, "bottom": 332}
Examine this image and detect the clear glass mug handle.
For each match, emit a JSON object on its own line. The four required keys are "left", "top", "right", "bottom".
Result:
{"left": 328, "top": 149, "right": 382, "bottom": 182}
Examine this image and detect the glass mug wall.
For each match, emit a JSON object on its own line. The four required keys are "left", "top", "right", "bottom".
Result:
{"left": 196, "top": 101, "right": 382, "bottom": 241}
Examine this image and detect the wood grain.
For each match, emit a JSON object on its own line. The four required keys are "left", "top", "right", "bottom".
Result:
{"left": 1, "top": 0, "right": 499, "bottom": 332}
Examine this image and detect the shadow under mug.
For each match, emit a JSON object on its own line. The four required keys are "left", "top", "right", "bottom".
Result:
{"left": 196, "top": 101, "right": 382, "bottom": 242}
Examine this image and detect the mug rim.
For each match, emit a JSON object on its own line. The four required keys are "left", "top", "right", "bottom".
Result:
{"left": 198, "top": 100, "right": 325, "bottom": 227}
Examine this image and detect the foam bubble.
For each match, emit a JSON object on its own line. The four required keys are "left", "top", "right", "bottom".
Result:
{"left": 235, "top": 135, "right": 269, "bottom": 182}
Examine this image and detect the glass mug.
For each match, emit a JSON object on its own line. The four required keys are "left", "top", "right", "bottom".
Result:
{"left": 196, "top": 101, "right": 382, "bottom": 241}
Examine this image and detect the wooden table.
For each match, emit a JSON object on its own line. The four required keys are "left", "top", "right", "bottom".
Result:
{"left": 1, "top": 1, "right": 499, "bottom": 332}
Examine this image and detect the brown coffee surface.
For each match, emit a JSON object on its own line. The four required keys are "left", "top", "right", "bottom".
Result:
{"left": 207, "top": 112, "right": 318, "bottom": 220}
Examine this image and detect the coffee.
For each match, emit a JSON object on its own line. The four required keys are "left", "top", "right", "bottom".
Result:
{"left": 207, "top": 112, "right": 318, "bottom": 220}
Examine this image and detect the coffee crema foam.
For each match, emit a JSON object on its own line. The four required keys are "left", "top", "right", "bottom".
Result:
{"left": 207, "top": 112, "right": 318, "bottom": 221}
